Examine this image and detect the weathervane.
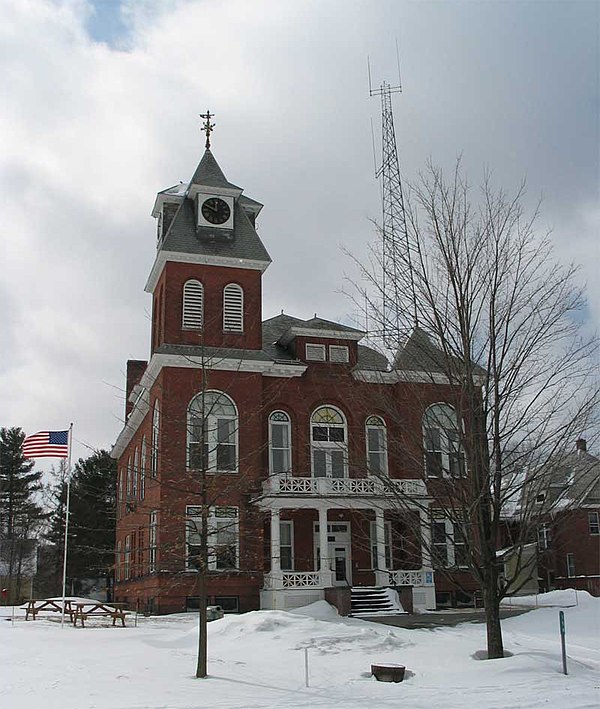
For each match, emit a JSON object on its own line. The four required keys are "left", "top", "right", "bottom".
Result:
{"left": 200, "top": 110, "right": 215, "bottom": 149}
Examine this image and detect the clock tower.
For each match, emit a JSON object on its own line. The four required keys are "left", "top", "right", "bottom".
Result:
{"left": 146, "top": 127, "right": 271, "bottom": 354}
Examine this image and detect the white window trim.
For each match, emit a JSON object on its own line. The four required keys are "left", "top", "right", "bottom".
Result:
{"left": 311, "top": 405, "right": 348, "bottom": 478}
{"left": 124, "top": 535, "right": 131, "bottom": 580}
{"left": 116, "top": 540, "right": 122, "bottom": 582}
{"left": 423, "top": 403, "right": 466, "bottom": 478}
{"left": 432, "top": 514, "right": 468, "bottom": 568}
{"left": 223, "top": 283, "right": 244, "bottom": 333}
{"left": 268, "top": 411, "right": 292, "bottom": 475}
{"left": 126, "top": 457, "right": 132, "bottom": 496}
{"left": 538, "top": 523, "right": 551, "bottom": 550}
{"left": 306, "top": 343, "right": 326, "bottom": 361}
{"left": 329, "top": 345, "right": 349, "bottom": 363}
{"left": 132, "top": 448, "right": 139, "bottom": 498}
{"left": 589, "top": 511, "right": 599, "bottom": 535}
{"left": 186, "top": 505, "right": 240, "bottom": 571}
{"left": 151, "top": 401, "right": 160, "bottom": 477}
{"left": 366, "top": 416, "right": 388, "bottom": 476}
{"left": 369, "top": 520, "right": 392, "bottom": 569}
{"left": 280, "top": 520, "right": 294, "bottom": 571}
{"left": 140, "top": 436, "right": 146, "bottom": 500}
{"left": 182, "top": 279, "right": 204, "bottom": 329}
{"left": 149, "top": 510, "right": 157, "bottom": 574}
{"left": 187, "top": 391, "right": 239, "bottom": 473}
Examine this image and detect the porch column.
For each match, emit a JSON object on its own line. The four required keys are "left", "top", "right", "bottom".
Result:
{"left": 318, "top": 506, "right": 332, "bottom": 586}
{"left": 375, "top": 508, "right": 387, "bottom": 572}
{"left": 420, "top": 506, "right": 432, "bottom": 568}
{"left": 270, "top": 509, "right": 281, "bottom": 574}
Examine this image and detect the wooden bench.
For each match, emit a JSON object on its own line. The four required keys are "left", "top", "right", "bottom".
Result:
{"left": 72, "top": 602, "right": 127, "bottom": 628}
{"left": 25, "top": 599, "right": 75, "bottom": 623}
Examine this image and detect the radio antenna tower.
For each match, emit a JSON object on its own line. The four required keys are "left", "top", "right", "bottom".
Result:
{"left": 369, "top": 47, "right": 418, "bottom": 349}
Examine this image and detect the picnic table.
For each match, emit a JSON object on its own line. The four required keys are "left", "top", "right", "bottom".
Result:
{"left": 72, "top": 601, "right": 127, "bottom": 627}
{"left": 25, "top": 599, "right": 75, "bottom": 623}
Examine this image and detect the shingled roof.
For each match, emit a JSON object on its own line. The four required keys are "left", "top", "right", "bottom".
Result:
{"left": 157, "top": 150, "right": 271, "bottom": 265}
{"left": 394, "top": 326, "right": 487, "bottom": 377}
{"left": 189, "top": 149, "right": 242, "bottom": 191}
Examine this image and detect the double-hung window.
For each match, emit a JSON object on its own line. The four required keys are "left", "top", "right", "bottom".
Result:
{"left": 280, "top": 521, "right": 294, "bottom": 571}
{"left": 132, "top": 448, "right": 139, "bottom": 498}
{"left": 269, "top": 411, "right": 292, "bottom": 474}
{"left": 423, "top": 404, "right": 465, "bottom": 477}
{"left": 140, "top": 436, "right": 146, "bottom": 499}
{"left": 149, "top": 510, "right": 157, "bottom": 573}
{"left": 589, "top": 512, "right": 599, "bottom": 535}
{"left": 187, "top": 391, "right": 238, "bottom": 473}
{"left": 369, "top": 520, "right": 392, "bottom": 569}
{"left": 151, "top": 401, "right": 160, "bottom": 477}
{"left": 186, "top": 505, "right": 239, "bottom": 571}
{"left": 311, "top": 406, "right": 347, "bottom": 478}
{"left": 366, "top": 416, "right": 388, "bottom": 476}
{"left": 431, "top": 512, "right": 468, "bottom": 568}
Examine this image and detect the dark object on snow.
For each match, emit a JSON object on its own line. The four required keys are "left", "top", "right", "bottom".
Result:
{"left": 371, "top": 663, "right": 406, "bottom": 682}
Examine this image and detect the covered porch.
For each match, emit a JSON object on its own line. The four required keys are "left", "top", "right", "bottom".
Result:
{"left": 255, "top": 475, "right": 437, "bottom": 612}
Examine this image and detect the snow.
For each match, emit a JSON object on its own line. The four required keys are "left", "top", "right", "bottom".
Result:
{"left": 1, "top": 590, "right": 598, "bottom": 709}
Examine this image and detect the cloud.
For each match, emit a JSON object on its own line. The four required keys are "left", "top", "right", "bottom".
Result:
{"left": 1, "top": 0, "right": 597, "bottom": 462}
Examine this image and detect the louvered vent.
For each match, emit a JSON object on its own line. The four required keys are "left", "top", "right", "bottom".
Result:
{"left": 182, "top": 280, "right": 204, "bottom": 329}
{"left": 223, "top": 284, "right": 244, "bottom": 332}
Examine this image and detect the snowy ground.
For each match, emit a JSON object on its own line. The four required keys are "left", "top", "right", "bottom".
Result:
{"left": 1, "top": 591, "right": 598, "bottom": 709}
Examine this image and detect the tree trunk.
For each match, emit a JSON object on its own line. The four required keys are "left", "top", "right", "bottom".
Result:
{"left": 195, "top": 568, "right": 208, "bottom": 678}
{"left": 483, "top": 582, "right": 504, "bottom": 659}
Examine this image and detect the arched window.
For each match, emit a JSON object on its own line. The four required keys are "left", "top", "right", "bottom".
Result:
{"left": 423, "top": 403, "right": 465, "bottom": 478}
{"left": 223, "top": 283, "right": 244, "bottom": 333}
{"left": 151, "top": 400, "right": 160, "bottom": 477}
{"left": 182, "top": 279, "right": 204, "bottom": 329}
{"left": 269, "top": 411, "right": 292, "bottom": 474}
{"left": 366, "top": 415, "right": 388, "bottom": 476}
{"left": 311, "top": 406, "right": 347, "bottom": 478}
{"left": 140, "top": 436, "right": 146, "bottom": 499}
{"left": 132, "top": 447, "right": 139, "bottom": 498}
{"left": 126, "top": 456, "right": 132, "bottom": 496}
{"left": 187, "top": 391, "right": 238, "bottom": 473}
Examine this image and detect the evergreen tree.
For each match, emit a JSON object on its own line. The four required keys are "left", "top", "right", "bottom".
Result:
{"left": 0, "top": 427, "right": 44, "bottom": 601}
{"left": 46, "top": 450, "right": 116, "bottom": 595}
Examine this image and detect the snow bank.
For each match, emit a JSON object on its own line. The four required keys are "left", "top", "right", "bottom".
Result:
{"left": 1, "top": 595, "right": 598, "bottom": 709}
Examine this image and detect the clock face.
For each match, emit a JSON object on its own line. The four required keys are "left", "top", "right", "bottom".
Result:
{"left": 201, "top": 197, "right": 231, "bottom": 225}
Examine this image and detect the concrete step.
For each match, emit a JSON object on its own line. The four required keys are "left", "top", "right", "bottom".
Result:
{"left": 350, "top": 586, "right": 406, "bottom": 617}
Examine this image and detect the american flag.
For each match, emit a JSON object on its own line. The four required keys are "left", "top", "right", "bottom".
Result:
{"left": 23, "top": 430, "right": 69, "bottom": 459}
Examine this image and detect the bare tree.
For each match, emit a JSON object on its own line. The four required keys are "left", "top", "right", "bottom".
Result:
{"left": 352, "top": 161, "right": 599, "bottom": 658}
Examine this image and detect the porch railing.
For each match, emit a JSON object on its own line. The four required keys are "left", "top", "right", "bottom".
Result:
{"left": 376, "top": 569, "right": 435, "bottom": 587}
{"left": 263, "top": 475, "right": 427, "bottom": 498}
{"left": 264, "top": 571, "right": 324, "bottom": 590}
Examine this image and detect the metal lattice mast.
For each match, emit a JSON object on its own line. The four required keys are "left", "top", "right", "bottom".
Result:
{"left": 371, "top": 79, "right": 418, "bottom": 347}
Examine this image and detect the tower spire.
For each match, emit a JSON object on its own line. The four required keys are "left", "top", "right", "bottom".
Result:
{"left": 370, "top": 70, "right": 419, "bottom": 348}
{"left": 200, "top": 110, "right": 215, "bottom": 149}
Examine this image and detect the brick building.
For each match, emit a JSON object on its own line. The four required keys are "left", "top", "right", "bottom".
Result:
{"left": 536, "top": 440, "right": 600, "bottom": 596}
{"left": 111, "top": 143, "right": 479, "bottom": 614}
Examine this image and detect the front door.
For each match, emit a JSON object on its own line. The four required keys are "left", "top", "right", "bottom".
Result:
{"left": 314, "top": 522, "right": 352, "bottom": 586}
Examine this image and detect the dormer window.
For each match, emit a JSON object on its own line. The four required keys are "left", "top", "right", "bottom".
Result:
{"left": 306, "top": 344, "right": 326, "bottom": 361}
{"left": 329, "top": 345, "right": 349, "bottom": 363}
{"left": 223, "top": 284, "right": 244, "bottom": 332}
{"left": 182, "top": 280, "right": 204, "bottom": 329}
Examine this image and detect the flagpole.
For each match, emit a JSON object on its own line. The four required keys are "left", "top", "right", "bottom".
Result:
{"left": 61, "top": 423, "right": 74, "bottom": 627}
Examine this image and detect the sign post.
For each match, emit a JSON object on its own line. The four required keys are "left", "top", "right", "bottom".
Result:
{"left": 559, "top": 610, "right": 568, "bottom": 675}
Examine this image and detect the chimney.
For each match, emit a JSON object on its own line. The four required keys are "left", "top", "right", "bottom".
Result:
{"left": 575, "top": 438, "right": 587, "bottom": 454}
{"left": 125, "top": 359, "right": 148, "bottom": 419}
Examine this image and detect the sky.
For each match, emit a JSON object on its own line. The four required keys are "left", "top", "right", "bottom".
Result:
{"left": 1, "top": 0, "right": 598, "bottom": 465}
